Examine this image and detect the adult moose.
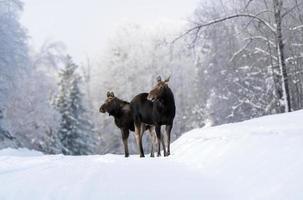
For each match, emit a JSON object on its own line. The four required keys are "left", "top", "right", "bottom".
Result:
{"left": 99, "top": 91, "right": 156, "bottom": 157}
{"left": 131, "top": 76, "right": 175, "bottom": 157}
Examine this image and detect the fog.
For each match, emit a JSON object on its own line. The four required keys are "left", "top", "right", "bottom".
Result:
{"left": 21, "top": 0, "right": 199, "bottom": 63}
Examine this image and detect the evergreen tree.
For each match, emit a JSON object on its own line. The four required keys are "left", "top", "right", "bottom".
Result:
{"left": 0, "top": 0, "right": 31, "bottom": 149}
{"left": 0, "top": 108, "right": 19, "bottom": 148}
{"left": 53, "top": 55, "right": 97, "bottom": 155}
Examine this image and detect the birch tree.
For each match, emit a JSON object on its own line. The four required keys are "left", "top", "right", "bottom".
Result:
{"left": 178, "top": 0, "right": 303, "bottom": 113}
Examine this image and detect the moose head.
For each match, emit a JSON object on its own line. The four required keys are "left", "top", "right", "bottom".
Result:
{"left": 147, "top": 76, "right": 170, "bottom": 102}
{"left": 99, "top": 91, "right": 117, "bottom": 113}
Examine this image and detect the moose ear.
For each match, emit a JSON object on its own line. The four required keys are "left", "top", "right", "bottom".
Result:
{"left": 164, "top": 75, "right": 171, "bottom": 83}
{"left": 107, "top": 91, "right": 115, "bottom": 97}
{"left": 156, "top": 76, "right": 162, "bottom": 82}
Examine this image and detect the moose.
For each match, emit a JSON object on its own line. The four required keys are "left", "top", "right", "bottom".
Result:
{"left": 99, "top": 91, "right": 156, "bottom": 157}
{"left": 130, "top": 76, "right": 176, "bottom": 157}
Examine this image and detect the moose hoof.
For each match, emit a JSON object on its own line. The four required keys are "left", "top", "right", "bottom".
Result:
{"left": 150, "top": 154, "right": 154, "bottom": 158}
{"left": 125, "top": 154, "right": 129, "bottom": 158}
{"left": 140, "top": 154, "right": 145, "bottom": 158}
{"left": 157, "top": 153, "right": 161, "bottom": 157}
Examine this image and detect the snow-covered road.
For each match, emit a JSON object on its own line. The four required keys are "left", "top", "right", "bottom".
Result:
{"left": 0, "top": 150, "right": 225, "bottom": 200}
{"left": 1, "top": 110, "right": 303, "bottom": 200}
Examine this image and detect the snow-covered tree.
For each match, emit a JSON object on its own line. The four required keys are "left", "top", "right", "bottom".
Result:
{"left": 53, "top": 56, "right": 97, "bottom": 155}
{"left": 183, "top": 0, "right": 303, "bottom": 115}
{"left": 171, "top": 0, "right": 303, "bottom": 127}
{"left": 0, "top": 0, "right": 29, "bottom": 149}
{"left": 0, "top": 108, "right": 19, "bottom": 149}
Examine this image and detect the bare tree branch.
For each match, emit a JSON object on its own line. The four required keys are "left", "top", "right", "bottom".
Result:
{"left": 255, "top": 47, "right": 277, "bottom": 60}
{"left": 172, "top": 13, "right": 276, "bottom": 44}
{"left": 245, "top": 36, "right": 276, "bottom": 47}
{"left": 244, "top": 0, "right": 255, "bottom": 10}
{"left": 243, "top": 10, "right": 274, "bottom": 31}
{"left": 291, "top": 25, "right": 303, "bottom": 30}
{"left": 282, "top": 1, "right": 303, "bottom": 18}
{"left": 229, "top": 39, "right": 253, "bottom": 63}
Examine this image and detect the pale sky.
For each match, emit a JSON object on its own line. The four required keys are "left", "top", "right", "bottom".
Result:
{"left": 21, "top": 0, "right": 199, "bottom": 63}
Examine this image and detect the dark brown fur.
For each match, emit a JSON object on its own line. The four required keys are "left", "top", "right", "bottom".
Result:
{"left": 99, "top": 91, "right": 155, "bottom": 157}
{"left": 131, "top": 76, "right": 176, "bottom": 157}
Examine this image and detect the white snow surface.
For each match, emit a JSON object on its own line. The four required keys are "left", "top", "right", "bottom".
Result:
{"left": 1, "top": 110, "right": 303, "bottom": 200}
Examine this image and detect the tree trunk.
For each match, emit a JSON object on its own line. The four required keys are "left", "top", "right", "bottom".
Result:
{"left": 273, "top": 0, "right": 291, "bottom": 112}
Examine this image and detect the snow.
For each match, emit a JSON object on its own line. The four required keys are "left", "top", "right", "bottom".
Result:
{"left": 1, "top": 110, "right": 303, "bottom": 199}
{"left": 172, "top": 110, "right": 303, "bottom": 199}
{"left": 0, "top": 148, "right": 43, "bottom": 157}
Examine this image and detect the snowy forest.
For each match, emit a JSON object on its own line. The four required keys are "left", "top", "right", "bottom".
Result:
{"left": 1, "top": 0, "right": 303, "bottom": 155}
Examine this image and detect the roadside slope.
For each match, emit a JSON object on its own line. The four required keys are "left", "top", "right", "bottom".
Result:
{"left": 172, "top": 110, "right": 303, "bottom": 200}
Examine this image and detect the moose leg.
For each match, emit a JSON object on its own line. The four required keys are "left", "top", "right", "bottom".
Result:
{"left": 155, "top": 126, "right": 161, "bottom": 156}
{"left": 165, "top": 125, "right": 173, "bottom": 156}
{"left": 148, "top": 127, "right": 155, "bottom": 157}
{"left": 135, "top": 122, "right": 145, "bottom": 157}
{"left": 121, "top": 128, "right": 129, "bottom": 157}
{"left": 161, "top": 134, "right": 166, "bottom": 156}
{"left": 139, "top": 123, "right": 145, "bottom": 157}
{"left": 155, "top": 125, "right": 166, "bottom": 156}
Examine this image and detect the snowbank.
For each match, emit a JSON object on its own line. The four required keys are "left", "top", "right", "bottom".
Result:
{"left": 172, "top": 110, "right": 303, "bottom": 200}
{"left": 0, "top": 148, "right": 44, "bottom": 157}
{"left": 0, "top": 110, "right": 302, "bottom": 200}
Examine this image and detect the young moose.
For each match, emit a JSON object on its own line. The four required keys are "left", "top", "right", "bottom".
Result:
{"left": 99, "top": 91, "right": 156, "bottom": 157}
{"left": 131, "top": 76, "right": 176, "bottom": 157}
